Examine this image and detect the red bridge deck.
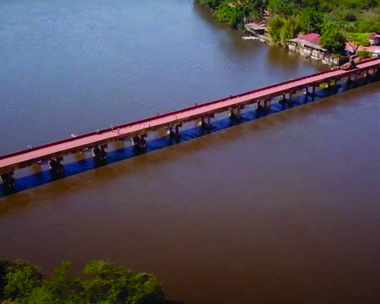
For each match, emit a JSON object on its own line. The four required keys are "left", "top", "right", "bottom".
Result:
{"left": 1, "top": 58, "right": 380, "bottom": 175}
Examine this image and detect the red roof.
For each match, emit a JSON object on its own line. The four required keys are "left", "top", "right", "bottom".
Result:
{"left": 297, "top": 33, "right": 321, "bottom": 45}
{"left": 369, "top": 32, "right": 380, "bottom": 39}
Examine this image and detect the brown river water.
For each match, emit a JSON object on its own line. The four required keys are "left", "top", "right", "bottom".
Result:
{"left": 0, "top": 0, "right": 379, "bottom": 303}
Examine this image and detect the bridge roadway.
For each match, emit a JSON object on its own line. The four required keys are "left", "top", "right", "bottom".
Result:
{"left": 1, "top": 58, "right": 380, "bottom": 182}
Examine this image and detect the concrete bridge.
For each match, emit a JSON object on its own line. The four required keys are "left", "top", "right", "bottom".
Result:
{"left": 1, "top": 58, "right": 380, "bottom": 190}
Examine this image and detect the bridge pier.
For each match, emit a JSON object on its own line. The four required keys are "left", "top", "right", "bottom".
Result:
{"left": 305, "top": 85, "right": 317, "bottom": 101}
{"left": 167, "top": 126, "right": 173, "bottom": 137}
{"left": 286, "top": 92, "right": 294, "bottom": 105}
{"left": 347, "top": 73, "right": 357, "bottom": 87}
{"left": 48, "top": 157, "right": 64, "bottom": 175}
{"left": 174, "top": 124, "right": 181, "bottom": 138}
{"left": 1, "top": 171, "right": 15, "bottom": 189}
{"left": 92, "top": 144, "right": 107, "bottom": 161}
{"left": 264, "top": 98, "right": 271, "bottom": 109}
{"left": 279, "top": 93, "right": 288, "bottom": 105}
{"left": 367, "top": 69, "right": 376, "bottom": 82}
{"left": 279, "top": 93, "right": 293, "bottom": 106}
{"left": 229, "top": 107, "right": 241, "bottom": 120}
{"left": 328, "top": 80, "right": 339, "bottom": 94}
{"left": 364, "top": 69, "right": 373, "bottom": 83}
{"left": 375, "top": 68, "right": 380, "bottom": 79}
{"left": 132, "top": 134, "right": 147, "bottom": 150}
{"left": 257, "top": 99, "right": 270, "bottom": 112}
{"left": 311, "top": 85, "right": 316, "bottom": 100}
{"left": 167, "top": 124, "right": 181, "bottom": 139}
{"left": 200, "top": 115, "right": 213, "bottom": 129}
{"left": 323, "top": 82, "right": 330, "bottom": 95}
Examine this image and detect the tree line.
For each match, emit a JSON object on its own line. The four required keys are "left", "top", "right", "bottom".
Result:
{"left": 0, "top": 258, "right": 167, "bottom": 304}
{"left": 197, "top": 0, "right": 380, "bottom": 54}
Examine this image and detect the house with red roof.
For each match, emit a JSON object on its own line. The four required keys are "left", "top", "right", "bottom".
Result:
{"left": 288, "top": 33, "right": 328, "bottom": 60}
{"left": 346, "top": 33, "right": 380, "bottom": 56}
{"left": 288, "top": 33, "right": 349, "bottom": 65}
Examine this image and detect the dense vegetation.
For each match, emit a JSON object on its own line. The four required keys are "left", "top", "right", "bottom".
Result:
{"left": 197, "top": 0, "right": 380, "bottom": 54}
{"left": 0, "top": 258, "right": 166, "bottom": 304}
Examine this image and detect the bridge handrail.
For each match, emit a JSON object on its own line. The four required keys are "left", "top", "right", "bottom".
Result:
{"left": 0, "top": 57, "right": 378, "bottom": 162}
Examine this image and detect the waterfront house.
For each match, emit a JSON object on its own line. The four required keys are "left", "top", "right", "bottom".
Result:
{"left": 288, "top": 33, "right": 328, "bottom": 60}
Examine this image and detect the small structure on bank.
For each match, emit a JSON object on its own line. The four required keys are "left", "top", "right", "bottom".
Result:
{"left": 369, "top": 32, "right": 380, "bottom": 46}
{"left": 245, "top": 20, "right": 267, "bottom": 36}
{"left": 288, "top": 33, "right": 328, "bottom": 60}
{"left": 245, "top": 11, "right": 270, "bottom": 40}
{"left": 288, "top": 33, "right": 348, "bottom": 65}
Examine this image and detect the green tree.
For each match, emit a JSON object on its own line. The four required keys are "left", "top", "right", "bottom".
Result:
{"left": 214, "top": 2, "right": 244, "bottom": 28}
{"left": 355, "top": 18, "right": 380, "bottom": 32}
{"left": 81, "top": 260, "right": 165, "bottom": 304}
{"left": 0, "top": 259, "right": 11, "bottom": 299}
{"left": 213, "top": 1, "right": 264, "bottom": 29}
{"left": 348, "top": 32, "right": 370, "bottom": 54}
{"left": 197, "top": 0, "right": 223, "bottom": 10}
{"left": 26, "top": 286, "right": 57, "bottom": 304}
{"left": 4, "top": 261, "right": 42, "bottom": 301}
{"left": 269, "top": 15, "right": 302, "bottom": 47}
{"left": 320, "top": 23, "right": 346, "bottom": 54}
{"left": 246, "top": 0, "right": 266, "bottom": 20}
{"left": 301, "top": 7, "right": 324, "bottom": 33}
{"left": 268, "top": 0, "right": 299, "bottom": 16}
{"left": 0, "top": 258, "right": 167, "bottom": 304}
{"left": 268, "top": 16, "right": 285, "bottom": 43}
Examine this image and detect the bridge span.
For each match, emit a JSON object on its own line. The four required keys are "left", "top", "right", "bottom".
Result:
{"left": 1, "top": 58, "right": 380, "bottom": 189}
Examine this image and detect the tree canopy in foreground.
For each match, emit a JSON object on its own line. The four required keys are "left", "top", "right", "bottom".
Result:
{"left": 0, "top": 258, "right": 167, "bottom": 304}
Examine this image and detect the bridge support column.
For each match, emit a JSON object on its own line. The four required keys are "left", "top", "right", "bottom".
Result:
{"left": 167, "top": 124, "right": 181, "bottom": 139}
{"left": 328, "top": 80, "right": 339, "bottom": 94}
{"left": 365, "top": 70, "right": 370, "bottom": 83}
{"left": 367, "top": 69, "right": 375, "bottom": 82}
{"left": 1, "top": 171, "right": 15, "bottom": 189}
{"left": 167, "top": 126, "right": 173, "bottom": 137}
{"left": 174, "top": 124, "right": 181, "bottom": 138}
{"left": 257, "top": 99, "right": 270, "bottom": 112}
{"left": 49, "top": 157, "right": 64, "bottom": 175}
{"left": 92, "top": 144, "right": 107, "bottom": 161}
{"left": 375, "top": 68, "right": 380, "bottom": 80}
{"left": 287, "top": 93, "right": 294, "bottom": 105}
{"left": 132, "top": 134, "right": 147, "bottom": 150}
{"left": 305, "top": 86, "right": 315, "bottom": 101}
{"left": 200, "top": 115, "right": 213, "bottom": 129}
{"left": 312, "top": 85, "right": 316, "bottom": 101}
{"left": 347, "top": 73, "right": 357, "bottom": 87}
{"left": 264, "top": 98, "right": 271, "bottom": 110}
{"left": 279, "top": 94, "right": 288, "bottom": 105}
{"left": 279, "top": 93, "right": 293, "bottom": 106}
{"left": 229, "top": 107, "right": 241, "bottom": 120}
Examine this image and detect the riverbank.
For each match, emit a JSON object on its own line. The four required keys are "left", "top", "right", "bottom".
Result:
{"left": 196, "top": 0, "right": 380, "bottom": 65}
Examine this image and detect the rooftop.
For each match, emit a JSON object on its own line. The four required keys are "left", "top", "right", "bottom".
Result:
{"left": 289, "top": 33, "right": 327, "bottom": 52}
{"left": 297, "top": 33, "right": 321, "bottom": 45}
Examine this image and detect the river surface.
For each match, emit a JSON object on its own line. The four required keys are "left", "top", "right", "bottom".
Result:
{"left": 0, "top": 0, "right": 379, "bottom": 303}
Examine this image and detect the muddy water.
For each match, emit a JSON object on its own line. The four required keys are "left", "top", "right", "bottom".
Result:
{"left": 0, "top": 0, "right": 379, "bottom": 303}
